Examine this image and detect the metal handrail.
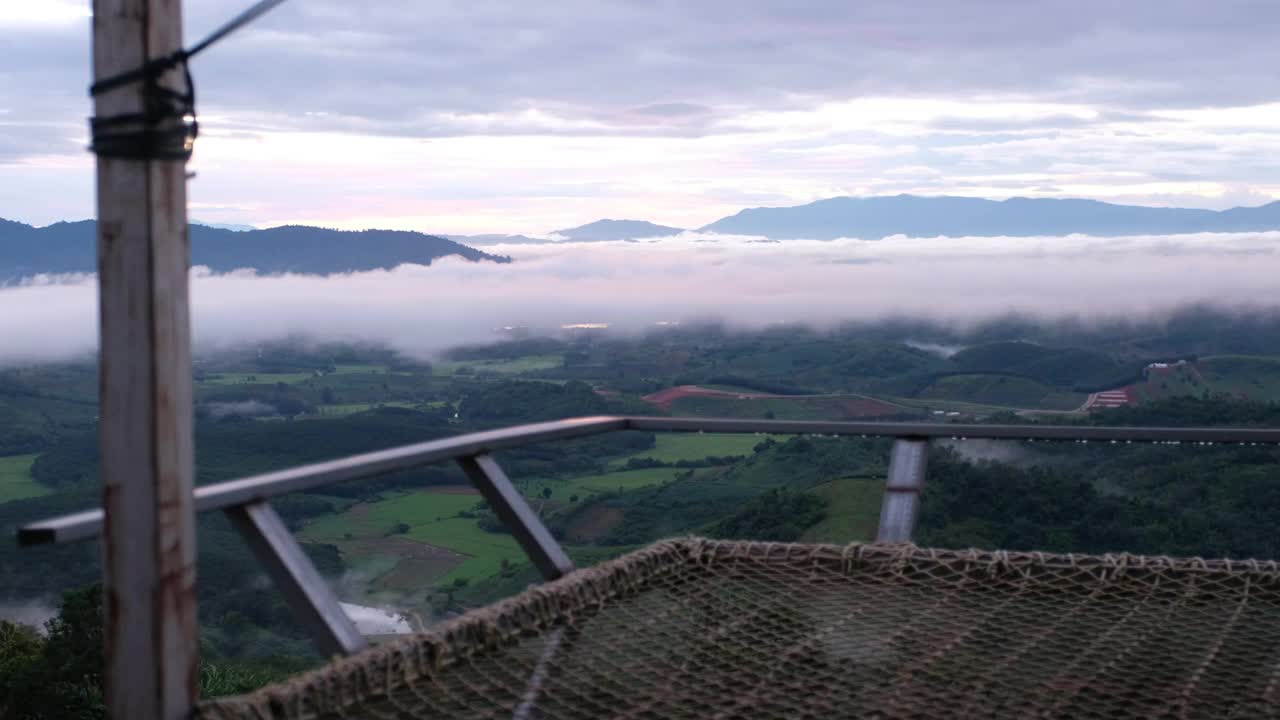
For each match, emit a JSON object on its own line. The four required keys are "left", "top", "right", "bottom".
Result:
{"left": 16, "top": 414, "right": 1280, "bottom": 657}
{"left": 19, "top": 416, "right": 1280, "bottom": 546}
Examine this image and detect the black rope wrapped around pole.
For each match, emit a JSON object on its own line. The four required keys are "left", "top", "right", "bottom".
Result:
{"left": 88, "top": 0, "right": 289, "bottom": 160}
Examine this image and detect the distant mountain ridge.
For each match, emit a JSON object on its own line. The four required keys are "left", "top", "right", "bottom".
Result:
{"left": 447, "top": 219, "right": 686, "bottom": 246}
{"left": 698, "top": 195, "right": 1280, "bottom": 240}
{"left": 11, "top": 195, "right": 1280, "bottom": 275}
{"left": 193, "top": 220, "right": 257, "bottom": 232}
{"left": 0, "top": 220, "right": 508, "bottom": 280}
{"left": 450, "top": 197, "right": 1280, "bottom": 246}
{"left": 554, "top": 219, "right": 685, "bottom": 241}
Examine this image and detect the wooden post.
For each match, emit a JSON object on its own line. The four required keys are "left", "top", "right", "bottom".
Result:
{"left": 93, "top": 1, "right": 199, "bottom": 718}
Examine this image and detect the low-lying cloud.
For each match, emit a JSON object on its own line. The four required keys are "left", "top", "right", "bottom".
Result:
{"left": 0, "top": 600, "right": 56, "bottom": 631}
{"left": 338, "top": 602, "right": 413, "bottom": 636}
{"left": 1, "top": 230, "right": 1279, "bottom": 366}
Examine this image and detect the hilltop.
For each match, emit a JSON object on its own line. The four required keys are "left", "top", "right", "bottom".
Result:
{"left": 553, "top": 219, "right": 685, "bottom": 241}
{"left": 447, "top": 218, "right": 686, "bottom": 246}
{"left": 0, "top": 220, "right": 508, "bottom": 279}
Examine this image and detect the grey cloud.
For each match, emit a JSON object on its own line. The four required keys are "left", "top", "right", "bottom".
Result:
{"left": 6, "top": 1, "right": 1280, "bottom": 227}
{"left": 0, "top": 123, "right": 82, "bottom": 164}
{"left": 928, "top": 114, "right": 1098, "bottom": 133}
{"left": 9, "top": 0, "right": 1280, "bottom": 142}
{"left": 630, "top": 103, "right": 712, "bottom": 117}
{"left": 1097, "top": 110, "right": 1165, "bottom": 123}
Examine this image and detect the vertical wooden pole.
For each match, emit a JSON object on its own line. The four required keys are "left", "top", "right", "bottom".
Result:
{"left": 93, "top": 1, "right": 198, "bottom": 718}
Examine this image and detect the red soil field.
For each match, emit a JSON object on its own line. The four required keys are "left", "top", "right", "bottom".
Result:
{"left": 642, "top": 385, "right": 908, "bottom": 419}
{"left": 642, "top": 385, "right": 780, "bottom": 410}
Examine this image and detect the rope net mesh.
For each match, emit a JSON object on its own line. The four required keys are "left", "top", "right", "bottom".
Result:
{"left": 199, "top": 538, "right": 1280, "bottom": 719}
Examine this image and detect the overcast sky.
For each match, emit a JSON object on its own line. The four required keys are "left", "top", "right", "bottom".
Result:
{"left": 3, "top": 0, "right": 1280, "bottom": 233}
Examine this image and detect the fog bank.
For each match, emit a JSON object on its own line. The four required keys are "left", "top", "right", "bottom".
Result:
{"left": 1, "top": 230, "right": 1278, "bottom": 366}
{"left": 0, "top": 601, "right": 56, "bottom": 631}
{"left": 339, "top": 602, "right": 413, "bottom": 635}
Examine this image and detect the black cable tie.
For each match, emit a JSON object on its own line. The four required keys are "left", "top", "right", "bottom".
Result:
{"left": 89, "top": 48, "right": 188, "bottom": 97}
{"left": 86, "top": 0, "right": 288, "bottom": 161}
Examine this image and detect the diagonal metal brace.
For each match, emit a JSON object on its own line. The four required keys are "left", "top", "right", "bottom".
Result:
{"left": 225, "top": 501, "right": 367, "bottom": 657}
{"left": 876, "top": 438, "right": 930, "bottom": 543}
{"left": 457, "top": 454, "right": 574, "bottom": 581}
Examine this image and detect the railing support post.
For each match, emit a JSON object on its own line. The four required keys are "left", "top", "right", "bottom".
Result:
{"left": 876, "top": 438, "right": 929, "bottom": 543}
{"left": 457, "top": 454, "right": 574, "bottom": 580}
{"left": 226, "top": 501, "right": 367, "bottom": 657}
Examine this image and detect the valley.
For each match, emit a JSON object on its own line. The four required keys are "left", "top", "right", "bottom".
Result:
{"left": 5, "top": 310, "right": 1280, "bottom": 677}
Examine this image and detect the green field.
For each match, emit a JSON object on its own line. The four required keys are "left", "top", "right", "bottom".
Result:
{"left": 301, "top": 492, "right": 480, "bottom": 542}
{"left": 701, "top": 383, "right": 769, "bottom": 393}
{"left": 200, "top": 371, "right": 316, "bottom": 385}
{"left": 915, "top": 374, "right": 1085, "bottom": 411}
{"left": 300, "top": 491, "right": 524, "bottom": 585}
{"left": 200, "top": 364, "right": 393, "bottom": 386}
{"left": 332, "top": 364, "right": 393, "bottom": 375}
{"left": 315, "top": 401, "right": 432, "bottom": 416}
{"left": 890, "top": 396, "right": 1031, "bottom": 415}
{"left": 799, "top": 477, "right": 883, "bottom": 544}
{"left": 669, "top": 394, "right": 915, "bottom": 420}
{"left": 402, "top": 517, "right": 524, "bottom": 584}
{"left": 434, "top": 354, "right": 563, "bottom": 376}
{"left": 0, "top": 454, "right": 48, "bottom": 503}
{"left": 527, "top": 467, "right": 681, "bottom": 498}
{"left": 1198, "top": 356, "right": 1280, "bottom": 402}
{"left": 301, "top": 465, "right": 678, "bottom": 587}
{"left": 609, "top": 433, "right": 775, "bottom": 467}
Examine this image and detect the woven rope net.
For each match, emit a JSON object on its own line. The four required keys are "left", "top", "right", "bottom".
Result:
{"left": 199, "top": 538, "right": 1280, "bottom": 719}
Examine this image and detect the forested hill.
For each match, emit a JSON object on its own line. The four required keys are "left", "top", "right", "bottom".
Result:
{"left": 0, "top": 219, "right": 509, "bottom": 279}
{"left": 699, "top": 195, "right": 1280, "bottom": 240}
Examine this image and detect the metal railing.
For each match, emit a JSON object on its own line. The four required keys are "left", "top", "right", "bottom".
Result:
{"left": 17, "top": 416, "right": 1280, "bottom": 657}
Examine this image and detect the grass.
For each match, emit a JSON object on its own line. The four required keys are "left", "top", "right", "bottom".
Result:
{"left": 668, "top": 395, "right": 838, "bottom": 420}
{"left": 302, "top": 492, "right": 481, "bottom": 541}
{"left": 799, "top": 477, "right": 884, "bottom": 544}
{"left": 889, "top": 396, "right": 1027, "bottom": 415}
{"left": 404, "top": 518, "right": 523, "bottom": 584}
{"left": 301, "top": 491, "right": 536, "bottom": 586}
{"left": 434, "top": 354, "right": 563, "bottom": 376}
{"left": 917, "top": 374, "right": 1085, "bottom": 411}
{"left": 609, "top": 433, "right": 775, "bottom": 468}
{"left": 315, "top": 401, "right": 425, "bottom": 416}
{"left": 199, "top": 364, "right": 395, "bottom": 386}
{"left": 200, "top": 372, "right": 316, "bottom": 385}
{"left": 343, "top": 553, "right": 401, "bottom": 581}
{"left": 302, "top": 465, "right": 678, "bottom": 587}
{"left": 526, "top": 467, "right": 681, "bottom": 499}
{"left": 332, "top": 364, "right": 394, "bottom": 375}
{"left": 0, "top": 454, "right": 48, "bottom": 503}
{"left": 1198, "top": 356, "right": 1280, "bottom": 402}
{"left": 701, "top": 383, "right": 768, "bottom": 393}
